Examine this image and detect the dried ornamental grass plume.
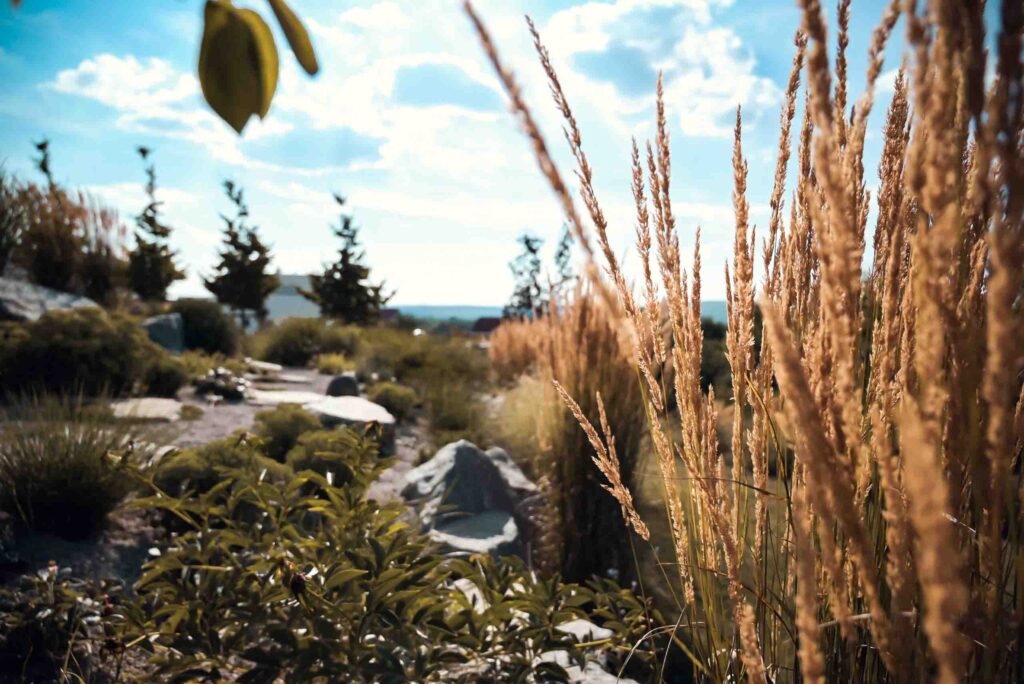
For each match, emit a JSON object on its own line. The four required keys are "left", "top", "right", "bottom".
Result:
{"left": 899, "top": 400, "right": 971, "bottom": 684}
{"left": 462, "top": 1, "right": 593, "bottom": 261}
{"left": 470, "top": 0, "right": 1024, "bottom": 680}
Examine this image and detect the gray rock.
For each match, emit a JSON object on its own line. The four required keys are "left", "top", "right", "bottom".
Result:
{"left": 326, "top": 372, "right": 359, "bottom": 397}
{"left": 248, "top": 389, "right": 324, "bottom": 406}
{"left": 303, "top": 396, "right": 396, "bottom": 450}
{"left": 245, "top": 357, "right": 283, "bottom": 374}
{"left": 110, "top": 397, "right": 183, "bottom": 422}
{"left": 402, "top": 440, "right": 537, "bottom": 556}
{"left": 143, "top": 313, "right": 184, "bottom": 353}
{"left": 0, "top": 276, "right": 98, "bottom": 322}
{"left": 430, "top": 511, "right": 521, "bottom": 556}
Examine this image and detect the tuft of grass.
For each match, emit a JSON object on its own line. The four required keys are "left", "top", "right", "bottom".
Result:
{"left": 153, "top": 435, "right": 292, "bottom": 497}
{"left": 0, "top": 394, "right": 156, "bottom": 539}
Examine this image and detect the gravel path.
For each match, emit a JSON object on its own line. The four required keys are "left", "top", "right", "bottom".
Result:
{"left": 171, "top": 367, "right": 330, "bottom": 448}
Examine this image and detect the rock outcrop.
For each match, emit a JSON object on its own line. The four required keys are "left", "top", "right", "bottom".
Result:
{"left": 401, "top": 440, "right": 537, "bottom": 557}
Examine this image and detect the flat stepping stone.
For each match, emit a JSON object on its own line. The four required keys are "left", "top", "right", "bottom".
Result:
{"left": 303, "top": 396, "right": 395, "bottom": 427}
{"left": 428, "top": 510, "right": 519, "bottom": 556}
{"left": 245, "top": 358, "right": 283, "bottom": 374}
{"left": 248, "top": 390, "right": 324, "bottom": 406}
{"left": 110, "top": 398, "right": 183, "bottom": 422}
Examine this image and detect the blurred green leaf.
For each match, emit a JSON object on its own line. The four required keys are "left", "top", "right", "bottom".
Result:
{"left": 198, "top": 0, "right": 279, "bottom": 133}
{"left": 267, "top": 0, "right": 319, "bottom": 75}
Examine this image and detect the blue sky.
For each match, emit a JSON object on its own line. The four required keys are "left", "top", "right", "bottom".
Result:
{"left": 0, "top": 0, "right": 918, "bottom": 305}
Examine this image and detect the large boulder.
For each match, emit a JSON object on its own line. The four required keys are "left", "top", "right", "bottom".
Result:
{"left": 0, "top": 276, "right": 98, "bottom": 322}
{"left": 326, "top": 372, "right": 359, "bottom": 397}
{"left": 143, "top": 313, "right": 184, "bottom": 353}
{"left": 303, "top": 396, "right": 396, "bottom": 450}
{"left": 402, "top": 440, "right": 537, "bottom": 557}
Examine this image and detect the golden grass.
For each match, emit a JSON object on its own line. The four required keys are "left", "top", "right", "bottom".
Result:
{"left": 468, "top": 0, "right": 1024, "bottom": 680}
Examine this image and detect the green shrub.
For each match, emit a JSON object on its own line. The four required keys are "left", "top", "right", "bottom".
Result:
{"left": 354, "top": 327, "right": 428, "bottom": 381}
{"left": 0, "top": 308, "right": 163, "bottom": 398}
{"left": 141, "top": 352, "right": 188, "bottom": 397}
{"left": 254, "top": 404, "right": 322, "bottom": 462}
{"left": 285, "top": 428, "right": 384, "bottom": 485}
{"left": 250, "top": 317, "right": 360, "bottom": 366}
{"left": 0, "top": 395, "right": 155, "bottom": 539}
{"left": 178, "top": 350, "right": 247, "bottom": 380}
{"left": 315, "top": 351, "right": 354, "bottom": 375}
{"left": 171, "top": 297, "right": 240, "bottom": 355}
{"left": 154, "top": 436, "right": 292, "bottom": 496}
{"left": 424, "top": 382, "right": 485, "bottom": 446}
{"left": 127, "top": 464, "right": 660, "bottom": 681}
{"left": 367, "top": 381, "right": 417, "bottom": 420}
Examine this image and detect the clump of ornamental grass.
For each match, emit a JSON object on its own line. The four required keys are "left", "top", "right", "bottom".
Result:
{"left": 0, "top": 394, "right": 158, "bottom": 539}
{"left": 489, "top": 287, "right": 645, "bottom": 582}
{"left": 467, "top": 0, "right": 1024, "bottom": 681}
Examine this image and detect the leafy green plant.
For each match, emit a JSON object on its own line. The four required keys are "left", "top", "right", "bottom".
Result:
{"left": 250, "top": 317, "right": 361, "bottom": 366}
{"left": 198, "top": 0, "right": 319, "bottom": 133}
{"left": 126, "top": 454, "right": 659, "bottom": 681}
{"left": 367, "top": 381, "right": 417, "bottom": 420}
{"left": 178, "top": 349, "right": 247, "bottom": 380}
{"left": 284, "top": 428, "right": 385, "bottom": 486}
{"left": 254, "top": 403, "right": 322, "bottom": 462}
{"left": 171, "top": 297, "right": 241, "bottom": 355}
{"left": 0, "top": 562, "right": 132, "bottom": 682}
{"left": 153, "top": 435, "right": 292, "bottom": 497}
{"left": 0, "top": 308, "right": 167, "bottom": 398}
{"left": 0, "top": 394, "right": 155, "bottom": 539}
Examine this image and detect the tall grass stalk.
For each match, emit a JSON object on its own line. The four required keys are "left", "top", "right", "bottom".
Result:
{"left": 468, "top": 0, "right": 1024, "bottom": 680}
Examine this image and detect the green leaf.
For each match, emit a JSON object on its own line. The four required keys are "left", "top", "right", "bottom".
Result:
{"left": 324, "top": 568, "right": 367, "bottom": 591}
{"left": 198, "top": 0, "right": 279, "bottom": 133}
{"left": 266, "top": 0, "right": 319, "bottom": 75}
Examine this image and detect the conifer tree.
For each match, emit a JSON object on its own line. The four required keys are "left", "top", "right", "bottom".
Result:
{"left": 301, "top": 193, "right": 391, "bottom": 323}
{"left": 204, "top": 180, "right": 279, "bottom": 327}
{"left": 552, "top": 224, "right": 574, "bottom": 290}
{"left": 503, "top": 233, "right": 544, "bottom": 319}
{"left": 128, "top": 147, "right": 184, "bottom": 301}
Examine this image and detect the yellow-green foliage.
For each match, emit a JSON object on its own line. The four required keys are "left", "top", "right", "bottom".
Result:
{"left": 367, "top": 382, "right": 417, "bottom": 420}
{"left": 154, "top": 436, "right": 292, "bottom": 496}
{"left": 315, "top": 352, "right": 354, "bottom": 375}
{"left": 285, "top": 428, "right": 382, "bottom": 486}
{"left": 0, "top": 308, "right": 175, "bottom": 398}
{"left": 248, "top": 317, "right": 360, "bottom": 366}
{"left": 254, "top": 404, "right": 322, "bottom": 461}
{"left": 178, "top": 350, "right": 247, "bottom": 380}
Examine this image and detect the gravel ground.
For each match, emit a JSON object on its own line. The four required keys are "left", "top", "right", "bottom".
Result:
{"left": 171, "top": 367, "right": 331, "bottom": 448}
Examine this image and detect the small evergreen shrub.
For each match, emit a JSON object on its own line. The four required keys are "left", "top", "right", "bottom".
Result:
{"left": 315, "top": 351, "right": 354, "bottom": 375}
{"left": 254, "top": 404, "right": 322, "bottom": 462}
{"left": 367, "top": 381, "right": 417, "bottom": 420}
{"left": 0, "top": 395, "right": 153, "bottom": 539}
{"left": 171, "top": 297, "right": 240, "bottom": 355}
{"left": 153, "top": 436, "right": 292, "bottom": 496}
{"left": 141, "top": 353, "right": 188, "bottom": 397}
{"left": 250, "top": 317, "right": 360, "bottom": 366}
{"left": 0, "top": 308, "right": 161, "bottom": 398}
